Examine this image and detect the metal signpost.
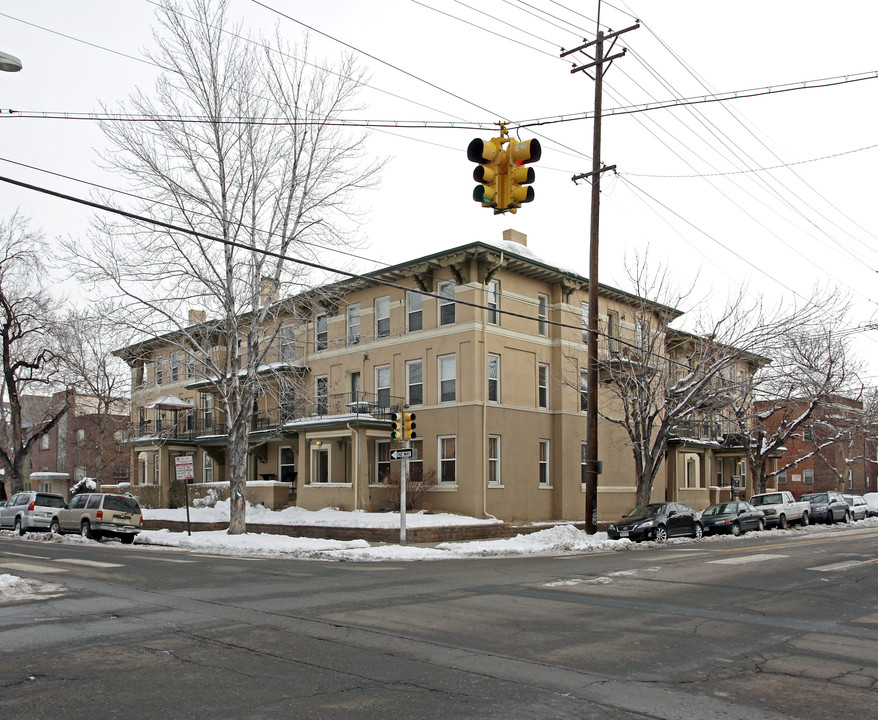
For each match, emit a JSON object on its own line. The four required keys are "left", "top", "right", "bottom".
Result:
{"left": 390, "top": 447, "right": 416, "bottom": 545}
{"left": 174, "top": 455, "right": 195, "bottom": 536}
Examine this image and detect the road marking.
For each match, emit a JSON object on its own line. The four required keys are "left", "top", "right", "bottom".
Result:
{"left": 56, "top": 558, "right": 123, "bottom": 568}
{"left": 0, "top": 561, "right": 68, "bottom": 574}
{"left": 808, "top": 558, "right": 878, "bottom": 572}
{"left": 707, "top": 553, "right": 788, "bottom": 565}
{"left": 138, "top": 556, "right": 195, "bottom": 563}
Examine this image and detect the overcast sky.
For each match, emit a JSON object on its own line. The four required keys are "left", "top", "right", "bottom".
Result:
{"left": 2, "top": 0, "right": 877, "bottom": 377}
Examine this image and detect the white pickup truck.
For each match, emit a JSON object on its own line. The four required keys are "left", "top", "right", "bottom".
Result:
{"left": 749, "top": 491, "right": 810, "bottom": 529}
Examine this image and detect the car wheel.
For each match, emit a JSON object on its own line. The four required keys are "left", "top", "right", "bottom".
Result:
{"left": 14, "top": 517, "right": 24, "bottom": 536}
{"left": 843, "top": 511, "right": 850, "bottom": 524}
{"left": 757, "top": 519, "right": 765, "bottom": 531}
{"left": 49, "top": 519, "right": 61, "bottom": 536}
{"left": 778, "top": 514, "right": 788, "bottom": 530}
{"left": 800, "top": 512, "right": 809, "bottom": 526}
{"left": 80, "top": 521, "right": 93, "bottom": 540}
{"left": 120, "top": 534, "right": 135, "bottom": 545}
{"left": 653, "top": 525, "right": 668, "bottom": 542}
{"left": 731, "top": 522, "right": 741, "bottom": 537}
{"left": 693, "top": 523, "right": 703, "bottom": 539}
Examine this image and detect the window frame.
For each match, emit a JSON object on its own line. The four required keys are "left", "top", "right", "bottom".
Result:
{"left": 438, "top": 354, "right": 457, "bottom": 403}
{"left": 347, "top": 304, "right": 361, "bottom": 345}
{"left": 316, "top": 313, "right": 328, "bottom": 351}
{"left": 406, "top": 291, "right": 423, "bottom": 332}
{"left": 487, "top": 280, "right": 500, "bottom": 325}
{"left": 375, "top": 365, "right": 391, "bottom": 409}
{"left": 438, "top": 281, "right": 456, "bottom": 326}
{"left": 487, "top": 353, "right": 500, "bottom": 403}
{"left": 375, "top": 439, "right": 391, "bottom": 484}
{"left": 310, "top": 445, "right": 330, "bottom": 484}
{"left": 375, "top": 296, "right": 390, "bottom": 339}
{"left": 537, "top": 294, "right": 549, "bottom": 336}
{"left": 538, "top": 363, "right": 549, "bottom": 409}
{"left": 202, "top": 451, "right": 213, "bottom": 483}
{"left": 438, "top": 435, "right": 457, "bottom": 484}
{"left": 488, "top": 435, "right": 501, "bottom": 485}
{"left": 406, "top": 359, "right": 423, "bottom": 407}
{"left": 539, "top": 439, "right": 551, "bottom": 486}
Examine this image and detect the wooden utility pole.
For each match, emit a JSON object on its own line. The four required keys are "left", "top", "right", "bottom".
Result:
{"left": 562, "top": 22, "right": 638, "bottom": 534}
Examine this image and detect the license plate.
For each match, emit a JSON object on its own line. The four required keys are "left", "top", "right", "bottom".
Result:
{"left": 619, "top": 531, "right": 629, "bottom": 537}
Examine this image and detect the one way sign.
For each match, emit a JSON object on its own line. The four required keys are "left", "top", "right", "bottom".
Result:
{"left": 390, "top": 448, "right": 417, "bottom": 460}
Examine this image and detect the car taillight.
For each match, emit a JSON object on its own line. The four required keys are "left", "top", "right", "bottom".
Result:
{"left": 96, "top": 510, "right": 103, "bottom": 520}
{"left": 28, "top": 501, "right": 35, "bottom": 511}
{"left": 139, "top": 516, "right": 143, "bottom": 526}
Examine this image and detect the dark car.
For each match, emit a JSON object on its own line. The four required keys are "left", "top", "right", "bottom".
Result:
{"left": 800, "top": 491, "right": 850, "bottom": 524}
{"left": 700, "top": 501, "right": 765, "bottom": 536}
{"left": 607, "top": 502, "right": 703, "bottom": 542}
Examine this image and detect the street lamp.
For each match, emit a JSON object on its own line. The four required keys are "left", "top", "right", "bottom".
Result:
{"left": 0, "top": 51, "right": 22, "bottom": 73}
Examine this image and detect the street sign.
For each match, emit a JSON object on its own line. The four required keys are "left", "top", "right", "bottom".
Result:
{"left": 174, "top": 455, "right": 195, "bottom": 481}
{"left": 390, "top": 448, "right": 417, "bottom": 461}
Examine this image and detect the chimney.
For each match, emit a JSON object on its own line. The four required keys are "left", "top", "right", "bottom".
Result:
{"left": 260, "top": 276, "right": 280, "bottom": 306}
{"left": 188, "top": 309, "right": 206, "bottom": 326}
{"left": 502, "top": 228, "right": 527, "bottom": 247}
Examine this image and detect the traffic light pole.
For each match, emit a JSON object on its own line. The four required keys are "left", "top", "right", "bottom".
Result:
{"left": 400, "top": 444, "right": 408, "bottom": 546}
{"left": 562, "top": 22, "right": 638, "bottom": 534}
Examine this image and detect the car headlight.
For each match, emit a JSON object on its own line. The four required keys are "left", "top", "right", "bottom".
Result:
{"left": 813, "top": 505, "right": 827, "bottom": 512}
{"left": 717, "top": 519, "right": 730, "bottom": 524}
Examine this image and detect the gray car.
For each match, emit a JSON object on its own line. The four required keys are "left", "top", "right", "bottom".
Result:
{"left": 0, "top": 491, "right": 67, "bottom": 535}
{"left": 842, "top": 494, "right": 869, "bottom": 521}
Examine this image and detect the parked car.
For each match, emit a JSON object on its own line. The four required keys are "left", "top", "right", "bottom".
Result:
{"left": 749, "top": 491, "right": 810, "bottom": 529}
{"left": 49, "top": 493, "right": 143, "bottom": 543}
{"left": 842, "top": 494, "right": 869, "bottom": 522}
{"left": 864, "top": 492, "right": 878, "bottom": 517}
{"left": 701, "top": 501, "right": 765, "bottom": 536}
{"left": 800, "top": 491, "right": 850, "bottom": 524}
{"left": 0, "top": 491, "right": 67, "bottom": 535}
{"left": 607, "top": 502, "right": 703, "bottom": 542}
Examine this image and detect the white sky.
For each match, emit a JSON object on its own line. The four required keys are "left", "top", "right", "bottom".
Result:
{"left": 2, "top": 0, "right": 878, "bottom": 376}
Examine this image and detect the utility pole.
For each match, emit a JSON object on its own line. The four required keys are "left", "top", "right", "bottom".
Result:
{"left": 562, "top": 21, "right": 638, "bottom": 534}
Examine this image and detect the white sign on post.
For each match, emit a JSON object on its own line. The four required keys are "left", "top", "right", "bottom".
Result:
{"left": 175, "top": 455, "right": 195, "bottom": 481}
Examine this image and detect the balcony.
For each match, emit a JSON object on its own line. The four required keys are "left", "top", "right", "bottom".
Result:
{"left": 129, "top": 391, "right": 403, "bottom": 444}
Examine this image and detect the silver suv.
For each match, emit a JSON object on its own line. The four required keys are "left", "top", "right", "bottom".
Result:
{"left": 0, "top": 491, "right": 67, "bottom": 535}
{"left": 49, "top": 493, "right": 143, "bottom": 544}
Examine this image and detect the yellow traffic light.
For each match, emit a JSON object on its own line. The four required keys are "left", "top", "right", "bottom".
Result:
{"left": 390, "top": 412, "right": 402, "bottom": 440}
{"left": 507, "top": 138, "right": 541, "bottom": 210}
{"left": 468, "top": 137, "right": 505, "bottom": 210}
{"left": 403, "top": 412, "right": 417, "bottom": 440}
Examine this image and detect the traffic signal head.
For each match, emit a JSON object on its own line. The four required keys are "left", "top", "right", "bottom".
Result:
{"left": 468, "top": 137, "right": 505, "bottom": 210}
{"left": 403, "top": 412, "right": 417, "bottom": 440}
{"left": 390, "top": 412, "right": 402, "bottom": 440}
{"left": 507, "top": 139, "right": 540, "bottom": 209}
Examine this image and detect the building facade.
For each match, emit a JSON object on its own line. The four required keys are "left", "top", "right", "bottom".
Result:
{"left": 111, "top": 231, "right": 765, "bottom": 522}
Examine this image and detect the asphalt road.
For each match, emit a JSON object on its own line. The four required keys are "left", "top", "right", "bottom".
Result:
{"left": 1, "top": 525, "right": 877, "bottom": 720}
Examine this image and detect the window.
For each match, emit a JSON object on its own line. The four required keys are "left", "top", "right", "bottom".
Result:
{"left": 311, "top": 444, "right": 330, "bottom": 483}
{"left": 154, "top": 408, "right": 163, "bottom": 433}
{"left": 439, "top": 436, "right": 457, "bottom": 484}
{"left": 375, "top": 296, "right": 390, "bottom": 339}
{"left": 409, "top": 439, "right": 423, "bottom": 482}
{"left": 279, "top": 446, "right": 295, "bottom": 484}
{"left": 716, "top": 459, "right": 724, "bottom": 487}
{"left": 803, "top": 425, "right": 814, "bottom": 441}
{"left": 487, "top": 354, "right": 500, "bottom": 402}
{"left": 581, "top": 443, "right": 588, "bottom": 484}
{"left": 280, "top": 325, "right": 296, "bottom": 362}
{"left": 316, "top": 314, "right": 328, "bottom": 351}
{"left": 170, "top": 352, "right": 179, "bottom": 381}
{"left": 153, "top": 452, "right": 160, "bottom": 485}
{"left": 350, "top": 371, "right": 361, "bottom": 404}
{"left": 407, "top": 360, "right": 423, "bottom": 406}
{"left": 581, "top": 301, "right": 589, "bottom": 342}
{"left": 685, "top": 454, "right": 700, "bottom": 488}
{"left": 376, "top": 440, "right": 391, "bottom": 483}
{"left": 538, "top": 294, "right": 549, "bottom": 336}
{"left": 316, "top": 376, "right": 328, "bottom": 415}
{"left": 487, "top": 281, "right": 500, "bottom": 325}
{"left": 539, "top": 439, "right": 550, "bottom": 486}
{"left": 202, "top": 452, "right": 213, "bottom": 483}
{"left": 76, "top": 428, "right": 86, "bottom": 443}
{"left": 439, "top": 354, "right": 456, "bottom": 403}
{"left": 778, "top": 470, "right": 787, "bottom": 485}
{"left": 155, "top": 356, "right": 165, "bottom": 385}
{"left": 185, "top": 350, "right": 195, "bottom": 379}
{"left": 488, "top": 435, "right": 501, "bottom": 485}
{"left": 538, "top": 364, "right": 549, "bottom": 409}
{"left": 580, "top": 369, "right": 588, "bottom": 412}
{"left": 375, "top": 365, "right": 390, "bottom": 409}
{"left": 607, "top": 310, "right": 620, "bottom": 352}
{"left": 407, "top": 291, "right": 423, "bottom": 332}
{"left": 201, "top": 393, "right": 214, "bottom": 430}
{"left": 438, "top": 281, "right": 456, "bottom": 326}
{"left": 40, "top": 434, "right": 50, "bottom": 450}
{"left": 347, "top": 304, "right": 360, "bottom": 345}
{"left": 803, "top": 468, "right": 814, "bottom": 484}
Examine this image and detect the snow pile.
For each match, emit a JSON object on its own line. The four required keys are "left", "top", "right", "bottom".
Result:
{"left": 0, "top": 572, "right": 65, "bottom": 603}
{"left": 137, "top": 528, "right": 371, "bottom": 557}
{"left": 0, "top": 573, "right": 21, "bottom": 591}
{"left": 144, "top": 500, "right": 501, "bottom": 529}
{"left": 71, "top": 477, "right": 98, "bottom": 495}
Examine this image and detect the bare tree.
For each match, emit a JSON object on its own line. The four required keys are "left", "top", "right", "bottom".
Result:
{"left": 0, "top": 211, "right": 69, "bottom": 497}
{"left": 63, "top": 0, "right": 381, "bottom": 532}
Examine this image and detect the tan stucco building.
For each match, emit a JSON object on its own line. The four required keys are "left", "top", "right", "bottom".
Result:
{"left": 111, "top": 230, "right": 767, "bottom": 522}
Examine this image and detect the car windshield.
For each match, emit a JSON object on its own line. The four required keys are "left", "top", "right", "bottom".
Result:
{"left": 103, "top": 496, "right": 141, "bottom": 514}
{"left": 624, "top": 505, "right": 662, "bottom": 518}
{"left": 35, "top": 494, "right": 66, "bottom": 509}
{"left": 703, "top": 503, "right": 735, "bottom": 516}
{"left": 750, "top": 494, "right": 782, "bottom": 506}
{"left": 801, "top": 493, "right": 827, "bottom": 503}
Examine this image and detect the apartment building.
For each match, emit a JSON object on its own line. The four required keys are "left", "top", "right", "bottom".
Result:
{"left": 112, "top": 230, "right": 761, "bottom": 522}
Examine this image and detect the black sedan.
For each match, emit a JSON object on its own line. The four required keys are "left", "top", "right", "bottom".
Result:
{"left": 607, "top": 502, "right": 703, "bottom": 542}
{"left": 700, "top": 501, "right": 765, "bottom": 536}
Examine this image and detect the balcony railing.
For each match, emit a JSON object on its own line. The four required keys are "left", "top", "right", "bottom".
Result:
{"left": 130, "top": 391, "right": 403, "bottom": 443}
